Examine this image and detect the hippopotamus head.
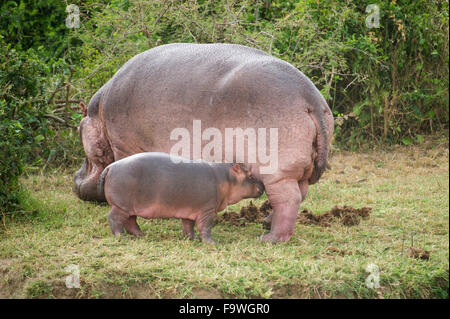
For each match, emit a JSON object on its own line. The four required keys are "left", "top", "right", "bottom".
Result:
{"left": 73, "top": 100, "right": 114, "bottom": 202}
{"left": 225, "top": 163, "right": 265, "bottom": 204}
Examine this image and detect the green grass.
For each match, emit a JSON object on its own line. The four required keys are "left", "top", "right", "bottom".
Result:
{"left": 0, "top": 144, "right": 448, "bottom": 299}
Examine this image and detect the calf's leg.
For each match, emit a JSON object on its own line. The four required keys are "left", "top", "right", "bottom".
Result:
{"left": 196, "top": 211, "right": 216, "bottom": 244}
{"left": 181, "top": 219, "right": 195, "bottom": 240}
{"left": 124, "top": 215, "right": 143, "bottom": 236}
{"left": 108, "top": 206, "right": 129, "bottom": 236}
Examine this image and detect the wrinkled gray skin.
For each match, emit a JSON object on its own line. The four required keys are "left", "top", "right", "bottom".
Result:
{"left": 100, "top": 152, "right": 264, "bottom": 243}
{"left": 74, "top": 43, "right": 334, "bottom": 243}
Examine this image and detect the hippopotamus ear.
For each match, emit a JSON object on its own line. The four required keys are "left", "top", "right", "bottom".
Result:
{"left": 80, "top": 101, "right": 88, "bottom": 117}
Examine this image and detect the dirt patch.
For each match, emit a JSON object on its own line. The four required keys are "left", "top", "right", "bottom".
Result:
{"left": 271, "top": 283, "right": 312, "bottom": 298}
{"left": 43, "top": 281, "right": 83, "bottom": 299}
{"left": 297, "top": 206, "right": 371, "bottom": 227}
{"left": 259, "top": 200, "right": 272, "bottom": 216}
{"left": 0, "top": 259, "right": 25, "bottom": 298}
{"left": 216, "top": 201, "right": 270, "bottom": 226}
{"left": 87, "top": 282, "right": 161, "bottom": 299}
{"left": 217, "top": 201, "right": 371, "bottom": 228}
{"left": 408, "top": 247, "right": 430, "bottom": 260}
{"left": 191, "top": 287, "right": 223, "bottom": 299}
{"left": 270, "top": 283, "right": 352, "bottom": 299}
{"left": 3, "top": 278, "right": 178, "bottom": 299}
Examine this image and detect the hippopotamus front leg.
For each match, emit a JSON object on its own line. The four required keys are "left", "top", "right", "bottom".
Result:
{"left": 182, "top": 219, "right": 195, "bottom": 240}
{"left": 260, "top": 179, "right": 302, "bottom": 243}
{"left": 196, "top": 210, "right": 216, "bottom": 244}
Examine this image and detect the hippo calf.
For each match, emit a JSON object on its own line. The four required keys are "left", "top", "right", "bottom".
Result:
{"left": 98, "top": 152, "right": 264, "bottom": 243}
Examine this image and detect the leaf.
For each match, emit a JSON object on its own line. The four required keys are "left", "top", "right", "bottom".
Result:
{"left": 34, "top": 134, "right": 44, "bottom": 142}
{"left": 425, "top": 109, "right": 435, "bottom": 119}
{"left": 415, "top": 134, "right": 424, "bottom": 143}
{"left": 353, "top": 99, "right": 369, "bottom": 116}
{"left": 401, "top": 137, "right": 413, "bottom": 146}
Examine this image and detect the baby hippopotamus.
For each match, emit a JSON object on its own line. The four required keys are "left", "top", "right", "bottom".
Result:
{"left": 98, "top": 152, "right": 264, "bottom": 243}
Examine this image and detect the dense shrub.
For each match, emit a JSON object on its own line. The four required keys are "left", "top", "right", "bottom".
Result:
{"left": 0, "top": 37, "right": 52, "bottom": 211}
{"left": 0, "top": 0, "right": 83, "bottom": 60}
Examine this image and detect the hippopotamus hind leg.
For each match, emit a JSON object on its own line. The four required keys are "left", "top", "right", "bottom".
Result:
{"left": 124, "top": 215, "right": 143, "bottom": 236}
{"left": 262, "top": 180, "right": 309, "bottom": 231}
{"left": 260, "top": 179, "right": 302, "bottom": 242}
{"left": 108, "top": 206, "right": 128, "bottom": 235}
{"left": 182, "top": 219, "right": 195, "bottom": 240}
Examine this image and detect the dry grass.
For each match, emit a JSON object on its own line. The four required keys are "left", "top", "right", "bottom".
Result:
{"left": 0, "top": 140, "right": 448, "bottom": 298}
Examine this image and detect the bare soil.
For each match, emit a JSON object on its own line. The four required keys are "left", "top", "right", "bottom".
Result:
{"left": 217, "top": 201, "right": 372, "bottom": 228}
{"left": 215, "top": 201, "right": 270, "bottom": 226}
{"left": 297, "top": 205, "right": 371, "bottom": 227}
{"left": 408, "top": 247, "right": 431, "bottom": 260}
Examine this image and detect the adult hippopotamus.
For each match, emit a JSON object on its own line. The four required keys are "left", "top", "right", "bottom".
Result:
{"left": 100, "top": 152, "right": 264, "bottom": 243}
{"left": 74, "top": 43, "right": 334, "bottom": 243}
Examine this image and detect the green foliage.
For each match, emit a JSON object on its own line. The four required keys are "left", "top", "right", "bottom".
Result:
{"left": 0, "top": 0, "right": 76, "bottom": 59}
{"left": 0, "top": 37, "right": 52, "bottom": 212}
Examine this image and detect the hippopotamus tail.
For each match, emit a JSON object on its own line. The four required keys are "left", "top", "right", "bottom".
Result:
{"left": 308, "top": 105, "right": 330, "bottom": 184}
{"left": 97, "top": 166, "right": 110, "bottom": 200}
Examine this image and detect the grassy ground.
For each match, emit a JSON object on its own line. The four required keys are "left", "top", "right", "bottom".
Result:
{"left": 0, "top": 140, "right": 448, "bottom": 299}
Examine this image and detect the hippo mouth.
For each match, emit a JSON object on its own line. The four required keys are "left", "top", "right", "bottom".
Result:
{"left": 73, "top": 158, "right": 107, "bottom": 202}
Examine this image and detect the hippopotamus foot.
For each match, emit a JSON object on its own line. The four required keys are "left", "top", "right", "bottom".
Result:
{"left": 108, "top": 206, "right": 126, "bottom": 235}
{"left": 260, "top": 179, "right": 302, "bottom": 243}
{"left": 108, "top": 206, "right": 143, "bottom": 236}
{"left": 182, "top": 219, "right": 195, "bottom": 240}
{"left": 196, "top": 211, "right": 216, "bottom": 244}
{"left": 123, "top": 215, "right": 143, "bottom": 237}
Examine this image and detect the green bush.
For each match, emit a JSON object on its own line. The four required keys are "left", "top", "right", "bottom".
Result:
{"left": 0, "top": 0, "right": 82, "bottom": 60}
{"left": 0, "top": 37, "right": 52, "bottom": 212}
